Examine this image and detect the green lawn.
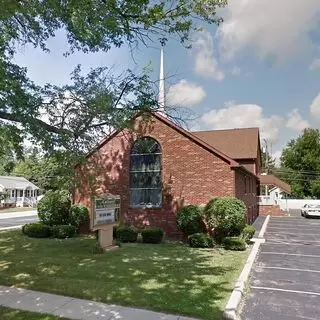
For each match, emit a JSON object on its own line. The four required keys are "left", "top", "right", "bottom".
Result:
{"left": 0, "top": 230, "right": 249, "bottom": 320}
{"left": 0, "top": 306, "right": 69, "bottom": 320}
{"left": 0, "top": 207, "right": 36, "bottom": 213}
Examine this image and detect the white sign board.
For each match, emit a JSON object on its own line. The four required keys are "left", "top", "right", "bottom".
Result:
{"left": 94, "top": 194, "right": 120, "bottom": 225}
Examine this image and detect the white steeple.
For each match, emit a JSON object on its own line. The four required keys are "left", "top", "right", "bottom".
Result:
{"left": 158, "top": 46, "right": 165, "bottom": 115}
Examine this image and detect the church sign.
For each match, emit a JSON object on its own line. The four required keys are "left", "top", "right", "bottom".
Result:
{"left": 94, "top": 194, "right": 120, "bottom": 226}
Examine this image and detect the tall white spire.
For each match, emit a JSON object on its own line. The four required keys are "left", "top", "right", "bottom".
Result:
{"left": 158, "top": 46, "right": 165, "bottom": 114}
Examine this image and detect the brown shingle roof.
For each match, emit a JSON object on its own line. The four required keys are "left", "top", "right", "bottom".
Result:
{"left": 192, "top": 128, "right": 260, "bottom": 160}
{"left": 259, "top": 174, "right": 291, "bottom": 194}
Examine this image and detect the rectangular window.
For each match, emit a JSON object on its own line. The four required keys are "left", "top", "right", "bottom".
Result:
{"left": 11, "top": 190, "right": 15, "bottom": 198}
{"left": 19, "top": 190, "right": 23, "bottom": 197}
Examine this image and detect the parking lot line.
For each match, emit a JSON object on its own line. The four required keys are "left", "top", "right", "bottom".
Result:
{"left": 267, "top": 231, "right": 320, "bottom": 236}
{"left": 260, "top": 252, "right": 320, "bottom": 258}
{"left": 261, "top": 266, "right": 320, "bottom": 273}
{"left": 266, "top": 241, "right": 320, "bottom": 246}
{"left": 251, "top": 286, "right": 320, "bottom": 296}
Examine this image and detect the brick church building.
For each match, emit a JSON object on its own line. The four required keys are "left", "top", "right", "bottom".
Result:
{"left": 75, "top": 112, "right": 264, "bottom": 237}
{"left": 74, "top": 48, "right": 290, "bottom": 237}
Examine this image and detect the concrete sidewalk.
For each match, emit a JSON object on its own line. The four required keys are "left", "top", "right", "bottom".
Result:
{"left": 0, "top": 285, "right": 197, "bottom": 320}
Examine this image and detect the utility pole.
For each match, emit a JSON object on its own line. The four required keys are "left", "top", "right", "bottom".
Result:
{"left": 264, "top": 139, "right": 269, "bottom": 197}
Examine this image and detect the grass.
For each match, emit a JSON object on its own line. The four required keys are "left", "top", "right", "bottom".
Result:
{"left": 0, "top": 207, "right": 36, "bottom": 213}
{"left": 0, "top": 231, "right": 249, "bottom": 320}
{"left": 0, "top": 306, "right": 69, "bottom": 320}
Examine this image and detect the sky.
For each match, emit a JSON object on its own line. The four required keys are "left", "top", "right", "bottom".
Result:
{"left": 14, "top": 0, "right": 320, "bottom": 161}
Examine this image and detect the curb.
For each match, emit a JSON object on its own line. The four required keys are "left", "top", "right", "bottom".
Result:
{"left": 222, "top": 215, "right": 270, "bottom": 320}
{"left": 0, "top": 225, "right": 23, "bottom": 231}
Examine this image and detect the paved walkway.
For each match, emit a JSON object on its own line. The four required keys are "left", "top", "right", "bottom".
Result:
{"left": 241, "top": 210, "right": 320, "bottom": 320}
{"left": 0, "top": 285, "right": 197, "bottom": 320}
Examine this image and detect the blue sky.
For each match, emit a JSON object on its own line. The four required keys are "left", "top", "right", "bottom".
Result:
{"left": 14, "top": 0, "right": 320, "bottom": 160}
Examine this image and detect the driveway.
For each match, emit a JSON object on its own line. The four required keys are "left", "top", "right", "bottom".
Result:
{"left": 0, "top": 210, "right": 38, "bottom": 230}
{"left": 241, "top": 210, "right": 320, "bottom": 320}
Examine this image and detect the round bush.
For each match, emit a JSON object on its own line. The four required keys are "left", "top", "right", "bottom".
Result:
{"left": 241, "top": 225, "right": 256, "bottom": 242}
{"left": 52, "top": 225, "right": 77, "bottom": 239}
{"left": 141, "top": 227, "right": 164, "bottom": 244}
{"left": 203, "top": 197, "right": 247, "bottom": 240}
{"left": 70, "top": 204, "right": 89, "bottom": 229}
{"left": 177, "top": 205, "right": 205, "bottom": 236}
{"left": 116, "top": 226, "right": 138, "bottom": 243}
{"left": 188, "top": 233, "right": 214, "bottom": 248}
{"left": 222, "top": 237, "right": 246, "bottom": 251}
{"left": 38, "top": 190, "right": 71, "bottom": 226}
{"left": 22, "top": 223, "right": 51, "bottom": 238}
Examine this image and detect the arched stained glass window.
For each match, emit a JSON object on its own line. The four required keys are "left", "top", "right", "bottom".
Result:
{"left": 130, "top": 137, "right": 162, "bottom": 208}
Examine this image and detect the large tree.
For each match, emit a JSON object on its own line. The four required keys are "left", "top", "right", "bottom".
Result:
{"left": 1, "top": 0, "right": 226, "bottom": 154}
{"left": 278, "top": 128, "right": 320, "bottom": 199}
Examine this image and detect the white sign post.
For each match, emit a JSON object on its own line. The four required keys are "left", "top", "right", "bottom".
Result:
{"left": 92, "top": 194, "right": 120, "bottom": 250}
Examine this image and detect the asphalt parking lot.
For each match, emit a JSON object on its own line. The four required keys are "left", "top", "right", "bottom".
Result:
{"left": 241, "top": 210, "right": 320, "bottom": 320}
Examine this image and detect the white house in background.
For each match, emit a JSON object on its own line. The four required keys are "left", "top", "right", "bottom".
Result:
{"left": 0, "top": 176, "right": 40, "bottom": 207}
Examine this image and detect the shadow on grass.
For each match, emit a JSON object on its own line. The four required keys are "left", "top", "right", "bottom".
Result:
{"left": 0, "top": 230, "right": 248, "bottom": 320}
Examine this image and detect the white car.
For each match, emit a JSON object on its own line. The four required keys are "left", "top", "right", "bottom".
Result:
{"left": 301, "top": 204, "right": 320, "bottom": 218}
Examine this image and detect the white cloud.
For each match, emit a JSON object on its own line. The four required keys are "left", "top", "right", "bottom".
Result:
{"left": 310, "top": 93, "right": 320, "bottom": 119}
{"left": 201, "top": 103, "right": 283, "bottom": 143}
{"left": 218, "top": 0, "right": 320, "bottom": 62}
{"left": 286, "top": 109, "right": 310, "bottom": 132}
{"left": 193, "top": 30, "right": 225, "bottom": 81}
{"left": 167, "top": 80, "right": 206, "bottom": 107}
{"left": 231, "top": 66, "right": 241, "bottom": 75}
{"left": 309, "top": 58, "right": 320, "bottom": 71}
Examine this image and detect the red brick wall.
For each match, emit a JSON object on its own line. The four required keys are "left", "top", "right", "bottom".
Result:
{"left": 75, "top": 116, "right": 237, "bottom": 237}
{"left": 234, "top": 170, "right": 259, "bottom": 224}
{"left": 259, "top": 205, "right": 288, "bottom": 216}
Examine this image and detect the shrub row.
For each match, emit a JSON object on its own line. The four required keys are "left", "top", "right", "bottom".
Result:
{"left": 177, "top": 197, "right": 255, "bottom": 250}
{"left": 37, "top": 191, "right": 89, "bottom": 230}
{"left": 22, "top": 223, "right": 77, "bottom": 239}
{"left": 113, "top": 226, "right": 164, "bottom": 244}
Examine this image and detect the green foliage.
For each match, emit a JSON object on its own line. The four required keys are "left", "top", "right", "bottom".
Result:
{"left": 188, "top": 233, "right": 214, "bottom": 248}
{"left": 177, "top": 205, "right": 205, "bottom": 236}
{"left": 37, "top": 190, "right": 71, "bottom": 226}
{"left": 203, "top": 197, "right": 247, "bottom": 241}
{"left": 116, "top": 226, "right": 138, "bottom": 243}
{"left": 0, "top": 0, "right": 226, "bottom": 156}
{"left": 141, "top": 227, "right": 164, "bottom": 244}
{"left": 222, "top": 237, "right": 247, "bottom": 251}
{"left": 113, "top": 225, "right": 120, "bottom": 239}
{"left": 241, "top": 225, "right": 256, "bottom": 242}
{"left": 51, "top": 225, "right": 77, "bottom": 239}
{"left": 22, "top": 223, "right": 51, "bottom": 238}
{"left": 277, "top": 128, "right": 320, "bottom": 199}
{"left": 70, "top": 204, "right": 89, "bottom": 229}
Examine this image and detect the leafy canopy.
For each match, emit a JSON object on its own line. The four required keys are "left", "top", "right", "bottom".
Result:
{"left": 0, "top": 0, "right": 226, "bottom": 154}
{"left": 278, "top": 128, "right": 320, "bottom": 199}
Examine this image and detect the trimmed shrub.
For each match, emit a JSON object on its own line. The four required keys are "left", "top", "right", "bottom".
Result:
{"left": 203, "top": 197, "right": 247, "bottom": 241}
{"left": 188, "top": 233, "right": 215, "bottom": 248}
{"left": 241, "top": 225, "right": 256, "bottom": 242}
{"left": 38, "top": 190, "right": 71, "bottom": 226}
{"left": 222, "top": 237, "right": 246, "bottom": 251}
{"left": 141, "top": 227, "right": 164, "bottom": 244}
{"left": 177, "top": 205, "right": 205, "bottom": 236}
{"left": 70, "top": 204, "right": 89, "bottom": 229}
{"left": 116, "top": 226, "right": 138, "bottom": 243}
{"left": 22, "top": 223, "right": 51, "bottom": 238}
{"left": 52, "top": 225, "right": 77, "bottom": 239}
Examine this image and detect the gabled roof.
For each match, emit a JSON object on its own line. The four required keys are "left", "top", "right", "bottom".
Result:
{"left": 259, "top": 174, "right": 291, "bottom": 194}
{"left": 192, "top": 128, "right": 260, "bottom": 160}
{"left": 89, "top": 112, "right": 259, "bottom": 178}
{"left": 0, "top": 176, "right": 39, "bottom": 190}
